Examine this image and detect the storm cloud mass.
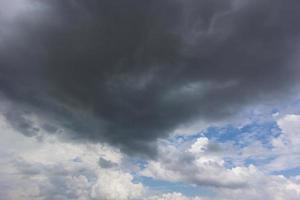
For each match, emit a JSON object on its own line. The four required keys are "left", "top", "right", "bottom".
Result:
{"left": 1, "top": 0, "right": 300, "bottom": 155}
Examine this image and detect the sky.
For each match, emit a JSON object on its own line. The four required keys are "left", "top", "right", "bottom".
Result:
{"left": 0, "top": 0, "right": 300, "bottom": 199}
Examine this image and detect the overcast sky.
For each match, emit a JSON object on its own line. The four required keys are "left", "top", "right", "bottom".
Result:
{"left": 1, "top": 0, "right": 300, "bottom": 199}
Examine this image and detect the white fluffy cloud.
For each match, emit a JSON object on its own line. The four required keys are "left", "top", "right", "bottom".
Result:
{"left": 0, "top": 113, "right": 144, "bottom": 200}
{"left": 91, "top": 170, "right": 143, "bottom": 200}
{"left": 141, "top": 133, "right": 300, "bottom": 200}
{"left": 259, "top": 114, "right": 300, "bottom": 172}
{"left": 146, "top": 192, "right": 193, "bottom": 200}
{"left": 141, "top": 138, "right": 255, "bottom": 188}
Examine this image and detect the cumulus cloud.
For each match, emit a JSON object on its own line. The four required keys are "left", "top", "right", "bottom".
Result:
{"left": 141, "top": 136, "right": 300, "bottom": 200}
{"left": 0, "top": 113, "right": 143, "bottom": 200}
{"left": 261, "top": 114, "right": 300, "bottom": 172}
{"left": 146, "top": 192, "right": 195, "bottom": 200}
{"left": 221, "top": 114, "right": 300, "bottom": 173}
{"left": 1, "top": 0, "right": 300, "bottom": 155}
{"left": 141, "top": 137, "right": 255, "bottom": 188}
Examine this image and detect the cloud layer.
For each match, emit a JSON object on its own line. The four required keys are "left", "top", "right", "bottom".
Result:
{"left": 1, "top": 113, "right": 300, "bottom": 200}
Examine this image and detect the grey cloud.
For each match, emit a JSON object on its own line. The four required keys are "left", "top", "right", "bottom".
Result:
{"left": 4, "top": 110, "right": 39, "bottom": 137}
{"left": 0, "top": 0, "right": 300, "bottom": 155}
{"left": 98, "top": 157, "right": 118, "bottom": 169}
{"left": 42, "top": 123, "right": 58, "bottom": 134}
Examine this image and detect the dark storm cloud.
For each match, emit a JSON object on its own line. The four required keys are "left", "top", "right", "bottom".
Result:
{"left": 0, "top": 0, "right": 300, "bottom": 155}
